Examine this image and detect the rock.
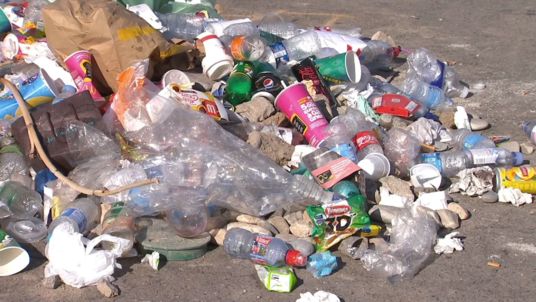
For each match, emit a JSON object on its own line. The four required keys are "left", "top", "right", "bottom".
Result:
{"left": 226, "top": 222, "right": 272, "bottom": 235}
{"left": 289, "top": 221, "right": 313, "bottom": 238}
{"left": 368, "top": 205, "right": 404, "bottom": 224}
{"left": 260, "top": 112, "right": 290, "bottom": 127}
{"left": 247, "top": 131, "right": 262, "bottom": 148}
{"left": 480, "top": 191, "right": 499, "bottom": 203}
{"left": 283, "top": 211, "right": 303, "bottom": 226}
{"left": 470, "top": 118, "right": 490, "bottom": 131}
{"left": 302, "top": 210, "right": 312, "bottom": 224}
{"left": 498, "top": 141, "right": 520, "bottom": 152}
{"left": 42, "top": 275, "right": 62, "bottom": 289}
{"left": 235, "top": 96, "right": 276, "bottom": 122}
{"left": 436, "top": 209, "right": 460, "bottom": 229}
{"left": 268, "top": 216, "right": 290, "bottom": 234}
{"left": 276, "top": 233, "right": 314, "bottom": 244}
{"left": 447, "top": 202, "right": 470, "bottom": 220}
{"left": 371, "top": 31, "right": 397, "bottom": 47}
{"left": 256, "top": 133, "right": 295, "bottom": 166}
{"left": 379, "top": 176, "right": 415, "bottom": 202}
{"left": 209, "top": 228, "right": 226, "bottom": 246}
{"left": 521, "top": 142, "right": 534, "bottom": 155}
{"left": 437, "top": 110, "right": 456, "bottom": 129}
{"left": 96, "top": 280, "right": 120, "bottom": 298}
{"left": 236, "top": 214, "right": 266, "bottom": 225}
{"left": 338, "top": 236, "right": 368, "bottom": 260}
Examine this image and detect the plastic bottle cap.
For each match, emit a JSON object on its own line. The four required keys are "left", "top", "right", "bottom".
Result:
{"left": 513, "top": 152, "right": 524, "bottom": 166}
{"left": 286, "top": 249, "right": 307, "bottom": 267}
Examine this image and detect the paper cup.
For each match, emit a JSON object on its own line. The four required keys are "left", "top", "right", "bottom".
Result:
{"left": 274, "top": 83, "right": 329, "bottom": 147}
{"left": 315, "top": 51, "right": 361, "bottom": 84}
{"left": 358, "top": 153, "right": 390, "bottom": 180}
{"left": 162, "top": 69, "right": 191, "bottom": 88}
{"left": 0, "top": 9, "right": 11, "bottom": 34}
{"left": 0, "top": 229, "right": 30, "bottom": 276}
{"left": 64, "top": 50, "right": 103, "bottom": 101}
{"left": 410, "top": 163, "right": 442, "bottom": 189}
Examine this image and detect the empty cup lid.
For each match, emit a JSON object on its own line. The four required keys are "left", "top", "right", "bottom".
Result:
{"left": 410, "top": 163, "right": 442, "bottom": 189}
{"left": 0, "top": 246, "right": 29, "bottom": 276}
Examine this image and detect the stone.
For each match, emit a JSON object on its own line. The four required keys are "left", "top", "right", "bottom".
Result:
{"left": 283, "top": 211, "right": 303, "bottom": 226}
{"left": 436, "top": 209, "right": 460, "bottom": 229}
{"left": 480, "top": 191, "right": 499, "bottom": 203}
{"left": 368, "top": 205, "right": 404, "bottom": 224}
{"left": 447, "top": 202, "right": 470, "bottom": 220}
{"left": 209, "top": 228, "right": 226, "bottom": 246}
{"left": 371, "top": 31, "right": 397, "bottom": 47}
{"left": 235, "top": 96, "right": 276, "bottom": 122}
{"left": 379, "top": 176, "right": 415, "bottom": 202}
{"left": 276, "top": 233, "right": 314, "bottom": 244}
{"left": 260, "top": 112, "right": 290, "bottom": 127}
{"left": 256, "top": 133, "right": 295, "bottom": 166}
{"left": 437, "top": 110, "right": 456, "bottom": 129}
{"left": 289, "top": 221, "right": 313, "bottom": 238}
{"left": 302, "top": 210, "right": 312, "bottom": 224}
{"left": 267, "top": 216, "right": 290, "bottom": 234}
{"left": 236, "top": 214, "right": 266, "bottom": 225}
{"left": 287, "top": 238, "right": 315, "bottom": 257}
{"left": 498, "top": 141, "right": 520, "bottom": 153}
{"left": 226, "top": 222, "right": 271, "bottom": 235}
{"left": 521, "top": 142, "right": 535, "bottom": 155}
{"left": 96, "top": 280, "right": 120, "bottom": 298}
{"left": 42, "top": 275, "right": 62, "bottom": 289}
{"left": 470, "top": 118, "right": 490, "bottom": 131}
{"left": 247, "top": 131, "right": 262, "bottom": 148}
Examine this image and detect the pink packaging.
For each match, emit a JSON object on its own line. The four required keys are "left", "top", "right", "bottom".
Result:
{"left": 64, "top": 50, "right": 103, "bottom": 101}
{"left": 274, "top": 83, "right": 328, "bottom": 147}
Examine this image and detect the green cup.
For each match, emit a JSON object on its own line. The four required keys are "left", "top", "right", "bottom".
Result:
{"left": 314, "top": 51, "right": 361, "bottom": 84}
{"left": 0, "top": 8, "right": 12, "bottom": 34}
{"left": 0, "top": 229, "right": 30, "bottom": 276}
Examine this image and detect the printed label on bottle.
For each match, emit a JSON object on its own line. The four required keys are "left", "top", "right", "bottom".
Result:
{"left": 311, "top": 157, "right": 360, "bottom": 189}
{"left": 469, "top": 149, "right": 498, "bottom": 165}
{"left": 250, "top": 235, "right": 273, "bottom": 265}
{"left": 404, "top": 100, "right": 419, "bottom": 113}
{"left": 61, "top": 208, "right": 88, "bottom": 233}
{"left": 463, "top": 134, "right": 485, "bottom": 149}
{"left": 270, "top": 42, "right": 289, "bottom": 65}
{"left": 429, "top": 60, "right": 446, "bottom": 89}
{"left": 352, "top": 131, "right": 380, "bottom": 151}
{"left": 420, "top": 153, "right": 443, "bottom": 172}
{"left": 330, "top": 144, "right": 358, "bottom": 163}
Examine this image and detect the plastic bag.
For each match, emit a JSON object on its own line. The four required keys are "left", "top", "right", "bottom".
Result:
{"left": 65, "top": 120, "right": 120, "bottom": 168}
{"left": 406, "top": 117, "right": 444, "bottom": 145}
{"left": 361, "top": 205, "right": 438, "bottom": 282}
{"left": 44, "top": 222, "right": 130, "bottom": 288}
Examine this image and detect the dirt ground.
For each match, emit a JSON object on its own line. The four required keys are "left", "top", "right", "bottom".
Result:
{"left": 3, "top": 1, "right": 536, "bottom": 301}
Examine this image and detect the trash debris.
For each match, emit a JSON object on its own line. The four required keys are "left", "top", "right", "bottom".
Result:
{"left": 434, "top": 232, "right": 464, "bottom": 254}
{"left": 255, "top": 265, "right": 297, "bottom": 292}
{"left": 141, "top": 251, "right": 160, "bottom": 271}
{"left": 306, "top": 251, "right": 339, "bottom": 278}
{"left": 296, "top": 291, "right": 340, "bottom": 302}
{"left": 498, "top": 188, "right": 533, "bottom": 207}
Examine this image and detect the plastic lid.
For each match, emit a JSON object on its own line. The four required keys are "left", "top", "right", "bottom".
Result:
{"left": 6, "top": 217, "right": 47, "bottom": 243}
{"left": 286, "top": 249, "right": 307, "bottom": 267}
{"left": 0, "top": 246, "right": 30, "bottom": 277}
{"left": 513, "top": 152, "right": 524, "bottom": 166}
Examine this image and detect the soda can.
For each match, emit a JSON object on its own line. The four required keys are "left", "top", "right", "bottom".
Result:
{"left": 291, "top": 57, "right": 338, "bottom": 109}
{"left": 495, "top": 166, "right": 536, "bottom": 194}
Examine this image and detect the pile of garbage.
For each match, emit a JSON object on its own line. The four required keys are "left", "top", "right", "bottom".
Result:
{"left": 0, "top": 0, "right": 534, "bottom": 298}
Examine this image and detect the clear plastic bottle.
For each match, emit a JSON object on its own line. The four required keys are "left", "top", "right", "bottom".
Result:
{"left": 227, "top": 35, "right": 267, "bottom": 61}
{"left": 522, "top": 121, "right": 536, "bottom": 145}
{"left": 267, "top": 30, "right": 323, "bottom": 64}
{"left": 449, "top": 129, "right": 495, "bottom": 150}
{"left": 0, "top": 181, "right": 42, "bottom": 219}
{"left": 420, "top": 148, "right": 525, "bottom": 177}
{"left": 0, "top": 153, "right": 29, "bottom": 183}
{"left": 257, "top": 13, "right": 300, "bottom": 43}
{"left": 358, "top": 40, "right": 399, "bottom": 70}
{"left": 48, "top": 197, "right": 101, "bottom": 237}
{"left": 157, "top": 12, "right": 211, "bottom": 40}
{"left": 223, "top": 228, "right": 307, "bottom": 267}
{"left": 101, "top": 202, "right": 135, "bottom": 252}
{"left": 165, "top": 200, "right": 208, "bottom": 238}
{"left": 403, "top": 74, "right": 453, "bottom": 109}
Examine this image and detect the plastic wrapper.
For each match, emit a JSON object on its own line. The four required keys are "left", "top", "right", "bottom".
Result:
{"left": 306, "top": 251, "right": 339, "bottom": 278}
{"left": 307, "top": 195, "right": 372, "bottom": 251}
{"left": 406, "top": 117, "right": 445, "bottom": 145}
{"left": 361, "top": 205, "right": 438, "bottom": 282}
{"left": 106, "top": 61, "right": 331, "bottom": 216}
{"left": 383, "top": 128, "right": 421, "bottom": 178}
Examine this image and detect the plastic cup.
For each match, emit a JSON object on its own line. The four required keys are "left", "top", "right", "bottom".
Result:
{"left": 410, "top": 163, "right": 442, "bottom": 189}
{"left": 314, "top": 51, "right": 361, "bottom": 84}
{"left": 274, "top": 83, "right": 329, "bottom": 147}
{"left": 0, "top": 9, "right": 11, "bottom": 34}
{"left": 162, "top": 69, "right": 191, "bottom": 88}
{"left": 64, "top": 50, "right": 104, "bottom": 101}
{"left": 0, "top": 229, "right": 30, "bottom": 276}
{"left": 358, "top": 153, "right": 391, "bottom": 180}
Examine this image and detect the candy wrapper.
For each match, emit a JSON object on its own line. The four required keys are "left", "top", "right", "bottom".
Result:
{"left": 307, "top": 195, "right": 376, "bottom": 252}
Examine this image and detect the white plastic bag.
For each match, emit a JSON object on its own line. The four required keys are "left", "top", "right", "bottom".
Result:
{"left": 44, "top": 222, "right": 130, "bottom": 288}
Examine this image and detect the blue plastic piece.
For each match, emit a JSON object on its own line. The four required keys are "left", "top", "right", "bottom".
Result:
{"left": 306, "top": 251, "right": 339, "bottom": 278}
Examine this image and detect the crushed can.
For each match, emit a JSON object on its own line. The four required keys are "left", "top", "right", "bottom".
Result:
{"left": 495, "top": 166, "right": 536, "bottom": 194}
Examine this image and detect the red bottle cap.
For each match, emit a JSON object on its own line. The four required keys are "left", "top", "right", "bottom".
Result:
{"left": 286, "top": 250, "right": 307, "bottom": 267}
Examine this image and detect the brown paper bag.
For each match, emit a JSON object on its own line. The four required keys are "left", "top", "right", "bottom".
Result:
{"left": 43, "top": 0, "right": 198, "bottom": 92}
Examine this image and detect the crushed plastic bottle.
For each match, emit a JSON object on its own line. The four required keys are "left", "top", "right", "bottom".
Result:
{"left": 48, "top": 198, "right": 102, "bottom": 237}
{"left": 0, "top": 181, "right": 43, "bottom": 219}
{"left": 403, "top": 74, "right": 453, "bottom": 109}
{"left": 449, "top": 129, "right": 496, "bottom": 150}
{"left": 521, "top": 121, "right": 536, "bottom": 145}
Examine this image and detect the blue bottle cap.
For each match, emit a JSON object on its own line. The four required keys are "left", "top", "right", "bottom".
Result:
{"left": 513, "top": 152, "right": 524, "bottom": 166}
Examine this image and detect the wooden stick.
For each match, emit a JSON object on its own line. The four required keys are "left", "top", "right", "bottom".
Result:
{"left": 0, "top": 78, "right": 158, "bottom": 196}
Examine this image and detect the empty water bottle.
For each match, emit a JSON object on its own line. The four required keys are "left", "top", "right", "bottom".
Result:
{"left": 0, "top": 181, "right": 42, "bottom": 219}
{"left": 358, "top": 40, "right": 400, "bottom": 71}
{"left": 223, "top": 228, "right": 307, "bottom": 267}
{"left": 403, "top": 74, "right": 453, "bottom": 109}
{"left": 157, "top": 12, "right": 210, "bottom": 40}
{"left": 421, "top": 148, "right": 524, "bottom": 177}
{"left": 257, "top": 13, "right": 300, "bottom": 43}
{"left": 522, "top": 121, "right": 536, "bottom": 145}
{"left": 449, "top": 129, "right": 495, "bottom": 150}
{"left": 267, "top": 30, "right": 323, "bottom": 65}
{"left": 48, "top": 197, "right": 101, "bottom": 237}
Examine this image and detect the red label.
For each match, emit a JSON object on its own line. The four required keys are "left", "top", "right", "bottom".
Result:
{"left": 325, "top": 205, "right": 351, "bottom": 217}
{"left": 250, "top": 236, "right": 272, "bottom": 265}
{"left": 353, "top": 131, "right": 379, "bottom": 151}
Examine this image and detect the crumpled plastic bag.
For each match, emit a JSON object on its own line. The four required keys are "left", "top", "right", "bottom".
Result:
{"left": 45, "top": 222, "right": 131, "bottom": 288}
{"left": 434, "top": 232, "right": 464, "bottom": 254}
{"left": 361, "top": 205, "right": 438, "bottom": 282}
{"left": 498, "top": 188, "right": 533, "bottom": 207}
{"left": 449, "top": 167, "right": 494, "bottom": 196}
{"left": 406, "top": 117, "right": 446, "bottom": 145}
{"left": 296, "top": 291, "right": 340, "bottom": 302}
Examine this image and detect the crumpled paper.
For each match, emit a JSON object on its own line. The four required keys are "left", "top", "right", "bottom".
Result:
{"left": 379, "top": 187, "right": 409, "bottom": 208}
{"left": 141, "top": 251, "right": 160, "bottom": 271}
{"left": 434, "top": 232, "right": 464, "bottom": 254}
{"left": 406, "top": 117, "right": 445, "bottom": 145}
{"left": 296, "top": 291, "right": 340, "bottom": 302}
{"left": 449, "top": 167, "right": 494, "bottom": 196}
{"left": 498, "top": 188, "right": 533, "bottom": 207}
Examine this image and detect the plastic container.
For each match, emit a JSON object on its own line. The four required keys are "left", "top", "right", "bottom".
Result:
{"left": 450, "top": 129, "right": 495, "bottom": 150}
{"left": 522, "top": 121, "right": 536, "bottom": 145}
{"left": 420, "top": 148, "right": 525, "bottom": 177}
{"left": 101, "top": 202, "right": 135, "bottom": 252}
{"left": 0, "top": 181, "right": 43, "bottom": 219}
{"left": 228, "top": 35, "right": 267, "bottom": 61}
{"left": 197, "top": 32, "right": 234, "bottom": 80}
{"left": 157, "top": 12, "right": 210, "bottom": 40}
{"left": 358, "top": 40, "right": 399, "bottom": 70}
{"left": 48, "top": 198, "right": 101, "bottom": 237}
{"left": 257, "top": 13, "right": 300, "bottom": 43}
{"left": 223, "top": 228, "right": 307, "bottom": 267}
{"left": 495, "top": 166, "right": 536, "bottom": 194}
{"left": 165, "top": 201, "right": 208, "bottom": 238}
{"left": 403, "top": 74, "right": 453, "bottom": 109}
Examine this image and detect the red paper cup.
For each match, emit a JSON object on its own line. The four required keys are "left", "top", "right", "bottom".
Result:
{"left": 64, "top": 50, "right": 103, "bottom": 101}
{"left": 274, "top": 83, "right": 329, "bottom": 147}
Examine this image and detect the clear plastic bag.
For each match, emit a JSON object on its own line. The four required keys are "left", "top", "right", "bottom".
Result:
{"left": 361, "top": 205, "right": 438, "bottom": 282}
{"left": 383, "top": 128, "right": 421, "bottom": 178}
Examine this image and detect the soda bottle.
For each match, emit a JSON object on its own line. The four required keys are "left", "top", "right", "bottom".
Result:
{"left": 229, "top": 35, "right": 267, "bottom": 61}
{"left": 48, "top": 197, "right": 101, "bottom": 237}
{"left": 224, "top": 61, "right": 254, "bottom": 106}
{"left": 223, "top": 228, "right": 307, "bottom": 267}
